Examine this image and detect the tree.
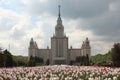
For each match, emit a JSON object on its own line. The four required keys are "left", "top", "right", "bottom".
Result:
{"left": 112, "top": 43, "right": 120, "bottom": 67}
{"left": 75, "top": 56, "right": 90, "bottom": 66}
{"left": 0, "top": 53, "right": 4, "bottom": 67}
{"left": 4, "top": 50, "right": 13, "bottom": 67}
{"left": 35, "top": 56, "right": 43, "bottom": 63}
{"left": 46, "top": 59, "right": 49, "bottom": 65}
{"left": 17, "top": 61, "right": 27, "bottom": 66}
{"left": 0, "top": 47, "right": 4, "bottom": 67}
{"left": 85, "top": 54, "right": 89, "bottom": 66}
{"left": 28, "top": 56, "right": 36, "bottom": 66}
{"left": 69, "top": 60, "right": 74, "bottom": 65}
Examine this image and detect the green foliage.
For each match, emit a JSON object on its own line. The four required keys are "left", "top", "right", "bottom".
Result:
{"left": 74, "top": 55, "right": 90, "bottom": 66}
{"left": 0, "top": 49, "right": 29, "bottom": 67}
{"left": 4, "top": 50, "right": 13, "bottom": 67}
{"left": 12, "top": 55, "right": 28, "bottom": 63}
{"left": 12, "top": 55, "right": 28, "bottom": 66}
{"left": 0, "top": 53, "right": 4, "bottom": 67}
{"left": 69, "top": 60, "right": 74, "bottom": 65}
{"left": 46, "top": 59, "right": 49, "bottom": 65}
{"left": 85, "top": 54, "right": 90, "bottom": 66}
{"left": 3, "top": 50, "right": 13, "bottom": 67}
{"left": 91, "top": 51, "right": 112, "bottom": 64}
{"left": 35, "top": 56, "right": 43, "bottom": 63}
{"left": 112, "top": 43, "right": 120, "bottom": 66}
{"left": 13, "top": 55, "right": 44, "bottom": 66}
{"left": 28, "top": 56, "right": 36, "bottom": 66}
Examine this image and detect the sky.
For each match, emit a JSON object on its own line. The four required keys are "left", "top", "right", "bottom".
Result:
{"left": 0, "top": 0, "right": 120, "bottom": 56}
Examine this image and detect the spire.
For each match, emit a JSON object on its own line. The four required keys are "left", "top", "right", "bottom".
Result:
{"left": 30, "top": 38, "right": 34, "bottom": 42}
{"left": 58, "top": 5, "right": 61, "bottom": 18}
{"left": 86, "top": 37, "right": 88, "bottom": 41}
{"left": 85, "top": 37, "right": 89, "bottom": 43}
{"left": 57, "top": 5, "right": 62, "bottom": 24}
{"left": 30, "top": 38, "right": 34, "bottom": 47}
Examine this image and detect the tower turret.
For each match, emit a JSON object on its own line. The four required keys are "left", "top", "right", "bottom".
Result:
{"left": 29, "top": 38, "right": 38, "bottom": 59}
{"left": 84, "top": 37, "right": 91, "bottom": 59}
{"left": 55, "top": 5, "right": 64, "bottom": 37}
{"left": 85, "top": 37, "right": 90, "bottom": 48}
{"left": 30, "top": 38, "right": 34, "bottom": 46}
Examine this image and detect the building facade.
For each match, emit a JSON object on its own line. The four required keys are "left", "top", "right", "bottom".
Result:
{"left": 28, "top": 6, "right": 91, "bottom": 65}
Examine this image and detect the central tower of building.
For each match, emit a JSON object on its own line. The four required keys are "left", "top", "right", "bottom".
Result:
{"left": 50, "top": 5, "right": 69, "bottom": 64}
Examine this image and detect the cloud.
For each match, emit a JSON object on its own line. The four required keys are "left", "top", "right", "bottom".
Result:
{"left": 21, "top": 0, "right": 120, "bottom": 41}
{"left": 75, "top": 0, "right": 120, "bottom": 42}
{"left": 59, "top": 0, "right": 111, "bottom": 18}
{"left": 0, "top": 6, "right": 44, "bottom": 56}
{"left": 21, "top": 0, "right": 113, "bottom": 18}
{"left": 0, "top": 7, "right": 17, "bottom": 32}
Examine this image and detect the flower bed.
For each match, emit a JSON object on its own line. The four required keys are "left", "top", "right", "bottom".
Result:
{"left": 0, "top": 65, "right": 120, "bottom": 80}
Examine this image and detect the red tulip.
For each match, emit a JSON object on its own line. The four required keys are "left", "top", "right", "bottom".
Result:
{"left": 103, "top": 67, "right": 107, "bottom": 72}
{"left": 30, "top": 68, "right": 32, "bottom": 73}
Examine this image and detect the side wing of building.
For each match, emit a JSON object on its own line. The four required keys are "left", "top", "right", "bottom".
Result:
{"left": 69, "top": 49, "right": 82, "bottom": 61}
{"left": 37, "top": 49, "right": 51, "bottom": 64}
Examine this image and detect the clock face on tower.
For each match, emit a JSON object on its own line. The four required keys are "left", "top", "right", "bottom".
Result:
{"left": 58, "top": 27, "right": 61, "bottom": 29}
{"left": 57, "top": 27, "right": 62, "bottom": 31}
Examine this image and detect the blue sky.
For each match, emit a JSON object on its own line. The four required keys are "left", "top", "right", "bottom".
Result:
{"left": 0, "top": 0, "right": 120, "bottom": 56}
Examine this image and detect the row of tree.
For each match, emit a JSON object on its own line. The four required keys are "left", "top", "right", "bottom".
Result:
{"left": 28, "top": 56, "right": 44, "bottom": 66}
{"left": 70, "top": 54, "right": 90, "bottom": 66}
{"left": 0, "top": 49, "right": 45, "bottom": 67}
{"left": 75, "top": 55, "right": 89, "bottom": 65}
